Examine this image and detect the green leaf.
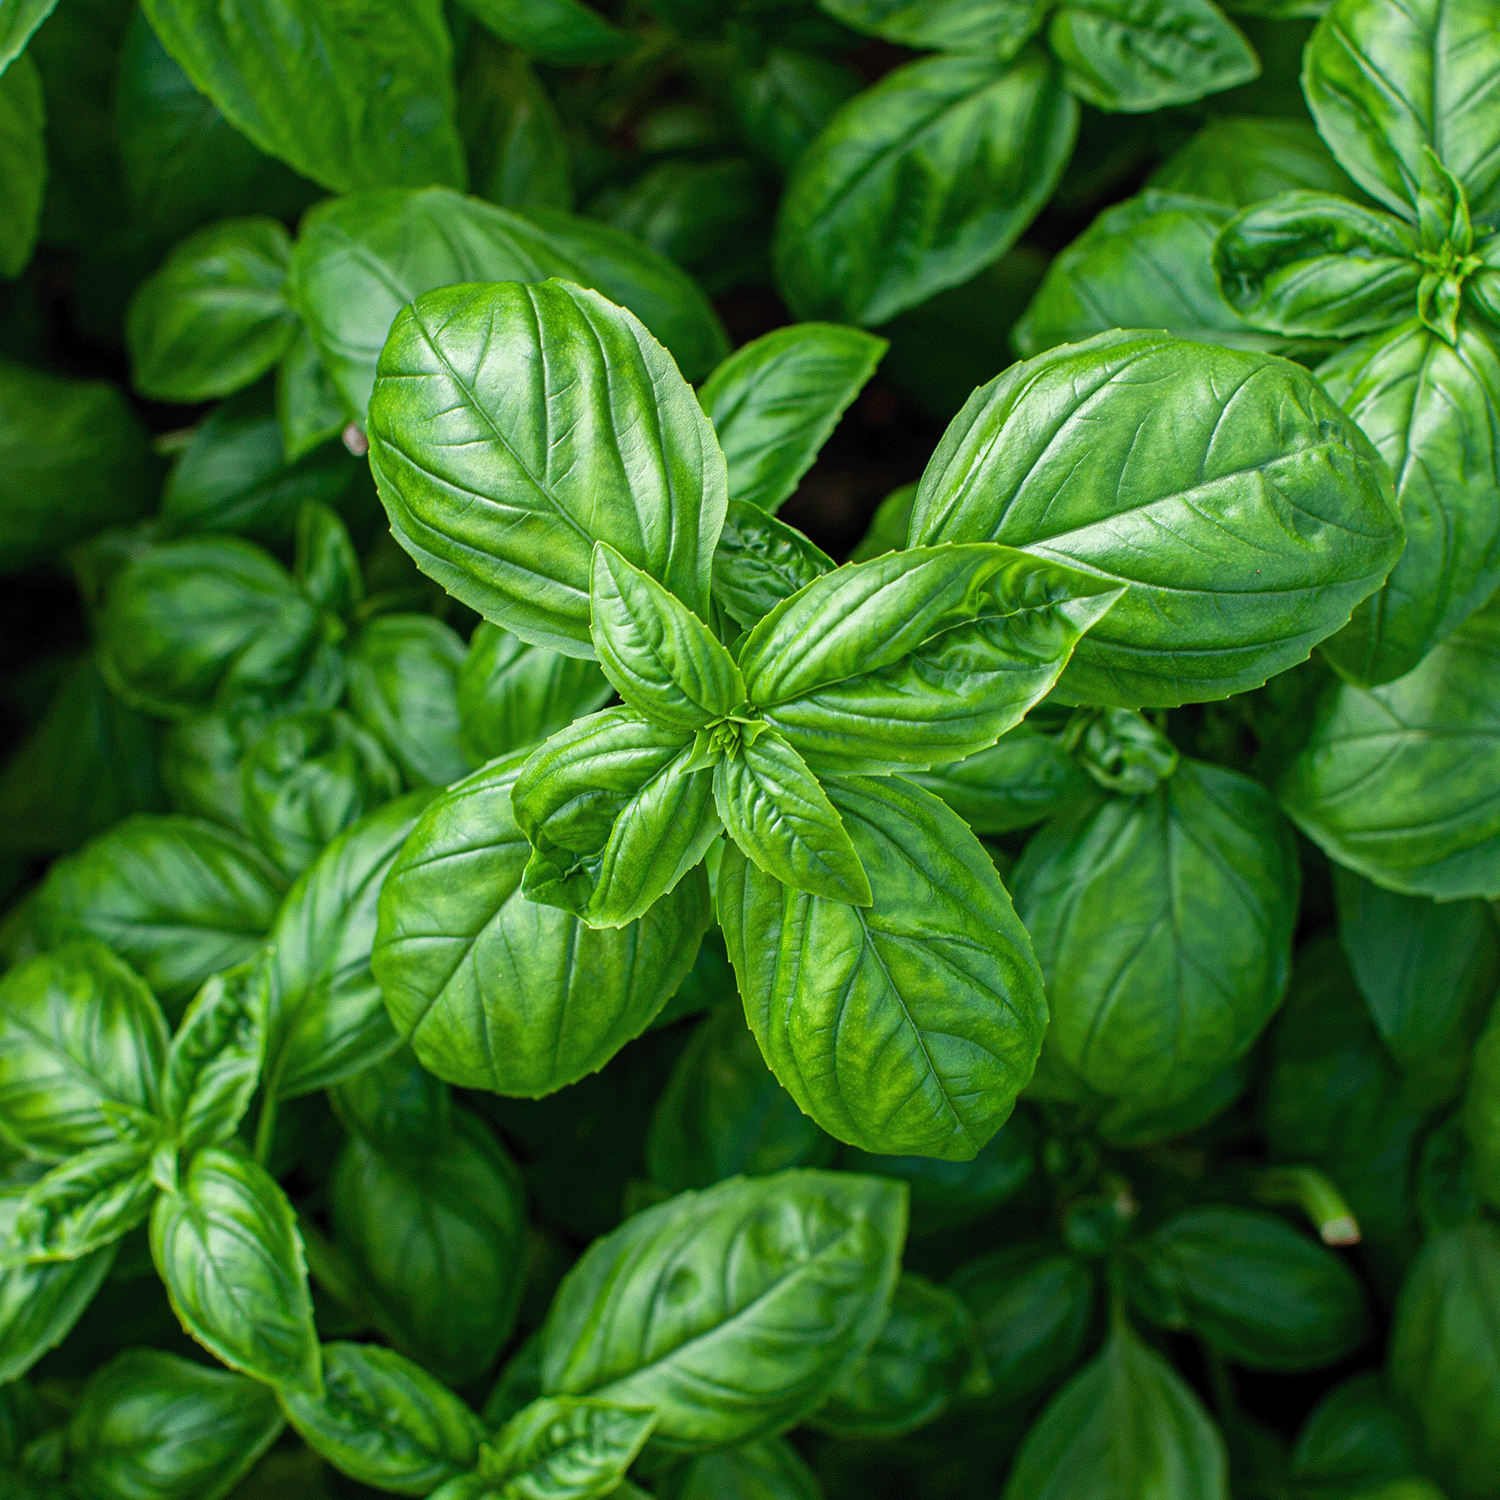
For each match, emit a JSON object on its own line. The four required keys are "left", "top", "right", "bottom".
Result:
{"left": 1148, "top": 115, "right": 1359, "bottom": 207}
{"left": 126, "top": 217, "right": 296, "bottom": 401}
{"left": 456, "top": 0, "right": 633, "bottom": 65}
{"left": 720, "top": 775, "right": 1046, "bottom": 1160}
{"left": 539, "top": 1170, "right": 905, "bottom": 1453}
{"left": 294, "top": 499, "right": 363, "bottom": 617}
{"left": 737, "top": 545, "right": 1120, "bottom": 774}
{"left": 483, "top": 1396, "right": 655, "bottom": 1499}
{"left": 1465, "top": 998, "right": 1500, "bottom": 1210}
{"left": 5, "top": 1139, "right": 157, "bottom": 1264}
{"left": 161, "top": 713, "right": 252, "bottom": 838}
{"left": 910, "top": 727, "right": 1091, "bottom": 836}
{"left": 1289, "top": 1372, "right": 1425, "bottom": 1493}
{"left": 1303, "top": 0, "right": 1500, "bottom": 223}
{"left": 280, "top": 1341, "right": 485, "bottom": 1496}
{"left": 150, "top": 1145, "right": 321, "bottom": 1394}
{"left": 731, "top": 48, "right": 861, "bottom": 175}
{"left": 774, "top": 49, "right": 1076, "bottom": 326}
{"left": 277, "top": 326, "right": 350, "bottom": 463}
{"left": 137, "top": 0, "right": 466, "bottom": 195}
{"left": 373, "top": 752, "right": 709, "bottom": 1095}
{"left": 329, "top": 1045, "right": 451, "bottom": 1156}
{"left": 907, "top": 329, "right": 1402, "bottom": 708}
{"left": 0, "top": 942, "right": 167, "bottom": 1161}
{"left": 697, "top": 324, "right": 887, "bottom": 515}
{"left": 66, "top": 1350, "right": 284, "bottom": 1500}
{"left": 0, "top": 0, "right": 57, "bottom": 73}
{"left": 1125, "top": 1207, "right": 1367, "bottom": 1371}
{"left": 1317, "top": 320, "right": 1500, "bottom": 685}
{"left": 0, "top": 53, "right": 44, "bottom": 277}
{"left": 331, "top": 1108, "right": 527, "bottom": 1384}
{"left": 1011, "top": 759, "right": 1299, "bottom": 1110}
{"left": 0, "top": 1206, "right": 113, "bottom": 1382}
{"left": 1048, "top": 0, "right": 1258, "bottom": 113}
{"left": 590, "top": 543, "right": 744, "bottom": 731}
{"left": 818, "top": 0, "right": 1049, "bottom": 54}
{"left": 712, "top": 501, "right": 834, "bottom": 633}
{"left": 458, "top": 36, "right": 572, "bottom": 212}
{"left": 368, "top": 279, "right": 728, "bottom": 657}
{"left": 657, "top": 1436, "right": 825, "bottom": 1500}
{"left": 1001, "top": 1321, "right": 1228, "bottom": 1500}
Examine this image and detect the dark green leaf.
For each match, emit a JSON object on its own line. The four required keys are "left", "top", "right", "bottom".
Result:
{"left": 731, "top": 48, "right": 861, "bottom": 174}
{"left": 0, "top": 53, "right": 44, "bottom": 277}
{"left": 1465, "top": 997, "right": 1500, "bottom": 1209}
{"left": 910, "top": 727, "right": 1091, "bottom": 835}
{"left": 819, "top": 0, "right": 1049, "bottom": 54}
{"left": 160, "top": 713, "right": 252, "bottom": 838}
{"left": 456, "top": 0, "right": 634, "bottom": 66}
{"left": 481, "top": 1396, "right": 655, "bottom": 1498}
{"left": 658, "top": 1436, "right": 824, "bottom": 1500}
{"left": 1148, "top": 115, "right": 1359, "bottom": 207}
{"left": 0, "top": 0, "right": 57, "bottom": 72}
{"left": 712, "top": 501, "right": 834, "bottom": 633}
{"left": 1289, "top": 1371, "right": 1425, "bottom": 1493}
{"left": 294, "top": 500, "right": 363, "bottom": 617}
{"left": 458, "top": 36, "right": 572, "bottom": 211}
{"left": 328, "top": 1045, "right": 450, "bottom": 1156}
{"left": 277, "top": 326, "right": 350, "bottom": 463}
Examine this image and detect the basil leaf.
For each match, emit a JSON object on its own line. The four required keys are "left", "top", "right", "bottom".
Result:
{"left": 731, "top": 47, "right": 861, "bottom": 175}
{"left": 137, "top": 0, "right": 466, "bottom": 195}
{"left": 1012, "top": 759, "right": 1299, "bottom": 1110}
{"left": 819, "top": 0, "right": 1049, "bottom": 54}
{"left": 657, "top": 1436, "right": 823, "bottom": 1500}
{"left": 737, "top": 545, "right": 1120, "bottom": 774}
{"left": 455, "top": 0, "right": 634, "bottom": 66}
{"left": 698, "top": 324, "right": 886, "bottom": 515}
{"left": 908, "top": 329, "right": 1402, "bottom": 707}
{"left": 458, "top": 622, "right": 612, "bottom": 765}
{"left": 1280, "top": 595, "right": 1500, "bottom": 899}
{"left": 161, "top": 713, "right": 252, "bottom": 837}
{"left": 1289, "top": 1372, "right": 1424, "bottom": 1493}
{"left": 0, "top": 942, "right": 167, "bottom": 1161}
{"left": 329, "top": 1046, "right": 451, "bottom": 1156}
{"left": 910, "top": 727, "right": 1091, "bottom": 835}
{"left": 280, "top": 1341, "right": 485, "bottom": 1496}
{"left": 1148, "top": 115, "right": 1359, "bottom": 207}
{"left": 262, "top": 790, "right": 438, "bottom": 1101}
{"left": 483, "top": 1396, "right": 655, "bottom": 1498}
{"left": 294, "top": 500, "right": 362, "bottom": 615}
{"left": 1303, "top": 0, "right": 1500, "bottom": 223}
{"left": 373, "top": 752, "right": 709, "bottom": 1095}
{"left": 150, "top": 1145, "right": 320, "bottom": 1395}
{"left": 126, "top": 217, "right": 296, "bottom": 401}
{"left": 720, "top": 775, "right": 1046, "bottom": 1160}
{"left": 1048, "top": 0, "right": 1258, "bottom": 113}
{"left": 5, "top": 1140, "right": 157, "bottom": 1264}
{"left": 849, "top": 484, "right": 916, "bottom": 564}
{"left": 513, "top": 709, "right": 720, "bottom": 927}
{"left": 0, "top": 0, "right": 57, "bottom": 73}
{"left": 0, "top": 1205, "right": 113, "bottom": 1382}
{"left": 1316, "top": 319, "right": 1500, "bottom": 686}
{"left": 368, "top": 279, "right": 728, "bottom": 657}
{"left": 277, "top": 325, "right": 350, "bottom": 463}
{"left": 774, "top": 49, "right": 1076, "bottom": 326}
{"left": 331, "top": 1108, "right": 527, "bottom": 1384}
{"left": 539, "top": 1170, "right": 905, "bottom": 1452}
{"left": 458, "top": 36, "right": 572, "bottom": 212}
{"left": 712, "top": 501, "right": 835, "bottom": 632}
{"left": 0, "top": 53, "right": 43, "bottom": 277}
{"left": 1466, "top": 998, "right": 1500, "bottom": 1210}
{"left": 66, "top": 1349, "right": 283, "bottom": 1500}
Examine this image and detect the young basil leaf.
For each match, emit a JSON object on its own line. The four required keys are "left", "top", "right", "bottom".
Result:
{"left": 910, "top": 726, "right": 1091, "bottom": 836}
{"left": 908, "top": 329, "right": 1402, "bottom": 707}
{"left": 277, "top": 325, "right": 350, "bottom": 463}
{"left": 820, "top": 0, "right": 1049, "bottom": 54}
{"left": 368, "top": 279, "right": 728, "bottom": 657}
{"left": 0, "top": 54, "right": 45, "bottom": 278}
{"left": 1465, "top": 998, "right": 1500, "bottom": 1210}
{"left": 0, "top": 1203, "right": 114, "bottom": 1382}
{"left": 458, "top": 35, "right": 572, "bottom": 212}
{"left": 0, "top": 942, "right": 167, "bottom": 1161}
{"left": 456, "top": 0, "right": 634, "bottom": 66}
{"left": 136, "top": 0, "right": 466, "bottom": 195}
{"left": 774, "top": 49, "right": 1077, "bottom": 326}
{"left": 657, "top": 1435, "right": 824, "bottom": 1500}
{"left": 150, "top": 1145, "right": 321, "bottom": 1395}
{"left": 126, "top": 217, "right": 296, "bottom": 401}
{"left": 848, "top": 483, "right": 916, "bottom": 563}
{"left": 712, "top": 500, "right": 835, "bottom": 632}
{"left": 328, "top": 1046, "right": 451, "bottom": 1156}
{"left": 373, "top": 751, "right": 709, "bottom": 1095}
{"left": 0, "top": 0, "right": 57, "bottom": 73}
{"left": 720, "top": 775, "right": 1046, "bottom": 1160}
{"left": 697, "top": 323, "right": 887, "bottom": 515}
{"left": 1148, "top": 115, "right": 1359, "bottom": 207}
{"left": 280, "top": 1341, "right": 485, "bottom": 1496}
{"left": 482, "top": 1395, "right": 655, "bottom": 1499}
{"left": 1289, "top": 1372, "right": 1424, "bottom": 1493}
{"left": 731, "top": 47, "right": 861, "bottom": 175}
{"left": 5, "top": 1139, "right": 157, "bottom": 1265}
{"left": 737, "top": 544, "right": 1120, "bottom": 774}
{"left": 294, "top": 500, "right": 362, "bottom": 617}
{"left": 66, "top": 1349, "right": 284, "bottom": 1500}
{"left": 539, "top": 1170, "right": 906, "bottom": 1452}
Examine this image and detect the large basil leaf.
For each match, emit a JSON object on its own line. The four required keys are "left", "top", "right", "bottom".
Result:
{"left": 0, "top": 53, "right": 43, "bottom": 277}
{"left": 909, "top": 727, "right": 1091, "bottom": 836}
{"left": 908, "top": 329, "right": 1402, "bottom": 707}
{"left": 712, "top": 501, "right": 834, "bottom": 633}
{"left": 1280, "top": 595, "right": 1500, "bottom": 899}
{"left": 1012, "top": 759, "right": 1299, "bottom": 1110}
{"left": 1316, "top": 320, "right": 1500, "bottom": 685}
{"left": 0, "top": 1201, "right": 114, "bottom": 1382}
{"left": 657, "top": 1436, "right": 824, "bottom": 1500}
{"left": 456, "top": 0, "right": 633, "bottom": 66}
{"left": 1148, "top": 115, "right": 1359, "bottom": 207}
{"left": 373, "top": 752, "right": 709, "bottom": 1095}
{"left": 539, "top": 1170, "right": 905, "bottom": 1452}
{"left": 697, "top": 324, "right": 886, "bottom": 515}
{"left": 0, "top": 0, "right": 57, "bottom": 72}
{"left": 774, "top": 49, "right": 1076, "bottom": 326}
{"left": 720, "top": 775, "right": 1046, "bottom": 1161}
{"left": 481, "top": 1396, "right": 655, "bottom": 1499}
{"left": 66, "top": 1349, "right": 283, "bottom": 1500}
{"left": 137, "top": 0, "right": 466, "bottom": 195}
{"left": 368, "top": 279, "right": 727, "bottom": 657}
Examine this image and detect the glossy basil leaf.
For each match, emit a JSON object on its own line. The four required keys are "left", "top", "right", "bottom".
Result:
{"left": 646, "top": 1001, "right": 834, "bottom": 1194}
{"left": 721, "top": 775, "right": 1046, "bottom": 1160}
{"left": 150, "top": 1145, "right": 321, "bottom": 1394}
{"left": 277, "top": 325, "right": 350, "bottom": 463}
{"left": 4, "top": 1139, "right": 157, "bottom": 1264}
{"left": 66, "top": 1349, "right": 283, "bottom": 1500}
{"left": 539, "top": 1170, "right": 905, "bottom": 1452}
{"left": 1125, "top": 1207, "right": 1367, "bottom": 1371}
{"left": 1048, "top": 0, "right": 1258, "bottom": 113}
{"left": 737, "top": 545, "right": 1121, "bottom": 774}
{"left": 1465, "top": 997, "right": 1500, "bottom": 1209}
{"left": 374, "top": 751, "right": 709, "bottom": 1095}
{"left": 0, "top": 941, "right": 167, "bottom": 1161}
{"left": 657, "top": 1436, "right": 824, "bottom": 1500}
{"left": 810, "top": 1273, "right": 988, "bottom": 1439}
{"left": 1148, "top": 115, "right": 1359, "bottom": 207}
{"left": 0, "top": 0, "right": 56, "bottom": 73}
{"left": 137, "top": 0, "right": 466, "bottom": 195}
{"left": 328, "top": 1045, "right": 451, "bottom": 1156}
{"left": 819, "top": 0, "right": 1049, "bottom": 53}
{"left": 126, "top": 217, "right": 296, "bottom": 401}
{"left": 261, "top": 790, "right": 438, "bottom": 1100}
{"left": 731, "top": 47, "right": 861, "bottom": 175}
{"left": 1012, "top": 759, "right": 1299, "bottom": 1109}
{"left": 774, "top": 49, "right": 1076, "bottom": 326}
{"left": 910, "top": 727, "right": 1091, "bottom": 836}
{"left": 280, "top": 1341, "right": 484, "bottom": 1496}
{"left": 1280, "top": 595, "right": 1500, "bottom": 899}
{"left": 458, "top": 0, "right": 633, "bottom": 65}
{"left": 0, "top": 53, "right": 43, "bottom": 277}
{"left": 34, "top": 817, "right": 283, "bottom": 1014}
{"left": 331, "top": 1108, "right": 526, "bottom": 1384}
{"left": 368, "top": 279, "right": 727, "bottom": 657}
{"left": 1303, "top": 0, "right": 1500, "bottom": 223}
{"left": 513, "top": 709, "right": 720, "bottom": 927}
{"left": 458, "top": 622, "right": 612, "bottom": 765}
{"left": 908, "top": 329, "right": 1402, "bottom": 707}
{"left": 698, "top": 324, "right": 886, "bottom": 515}
{"left": 0, "top": 1203, "right": 113, "bottom": 1382}
{"left": 483, "top": 1396, "right": 655, "bottom": 1498}
{"left": 1317, "top": 319, "right": 1500, "bottom": 686}
{"left": 345, "top": 615, "right": 470, "bottom": 789}
{"left": 457, "top": 35, "right": 571, "bottom": 211}
{"left": 712, "top": 501, "right": 834, "bottom": 633}
{"left": 1002, "top": 1322, "right": 1227, "bottom": 1499}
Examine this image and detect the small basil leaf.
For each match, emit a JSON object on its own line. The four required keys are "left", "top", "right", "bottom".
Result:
{"left": 848, "top": 483, "right": 916, "bottom": 563}
{"left": 0, "top": 55, "right": 44, "bottom": 279}
{"left": 483, "top": 1331, "right": 544, "bottom": 1430}
{"left": 1289, "top": 1372, "right": 1423, "bottom": 1492}
{"left": 1148, "top": 115, "right": 1359, "bottom": 207}
{"left": 910, "top": 727, "right": 1092, "bottom": 835}
{"left": 277, "top": 325, "right": 350, "bottom": 463}
{"left": 657, "top": 1436, "right": 823, "bottom": 1500}
{"left": 161, "top": 714, "right": 251, "bottom": 837}
{"left": 5, "top": 1140, "right": 157, "bottom": 1265}
{"left": 819, "top": 0, "right": 1049, "bottom": 54}
{"left": 712, "top": 501, "right": 834, "bottom": 632}
{"left": 731, "top": 48, "right": 861, "bottom": 175}
{"left": 1465, "top": 997, "right": 1500, "bottom": 1210}
{"left": 0, "top": 1204, "right": 114, "bottom": 1382}
{"left": 483, "top": 1395, "right": 655, "bottom": 1498}
{"left": 455, "top": 0, "right": 634, "bottom": 67}
{"left": 294, "top": 500, "right": 363, "bottom": 616}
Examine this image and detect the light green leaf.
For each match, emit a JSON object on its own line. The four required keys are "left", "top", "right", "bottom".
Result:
{"left": 0, "top": 0, "right": 57, "bottom": 74}
{"left": 6, "top": 1139, "right": 157, "bottom": 1264}
{"left": 0, "top": 53, "right": 44, "bottom": 277}
{"left": 0, "top": 1204, "right": 114, "bottom": 1382}
{"left": 483, "top": 1396, "right": 655, "bottom": 1499}
{"left": 1148, "top": 115, "right": 1358, "bottom": 207}
{"left": 457, "top": 0, "right": 633, "bottom": 65}
{"left": 818, "top": 0, "right": 1049, "bottom": 55}
{"left": 712, "top": 500, "right": 834, "bottom": 633}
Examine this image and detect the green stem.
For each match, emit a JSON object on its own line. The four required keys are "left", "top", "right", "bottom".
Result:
{"left": 252, "top": 1088, "right": 279, "bottom": 1169}
{"left": 1250, "top": 1165, "right": 1360, "bottom": 1245}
